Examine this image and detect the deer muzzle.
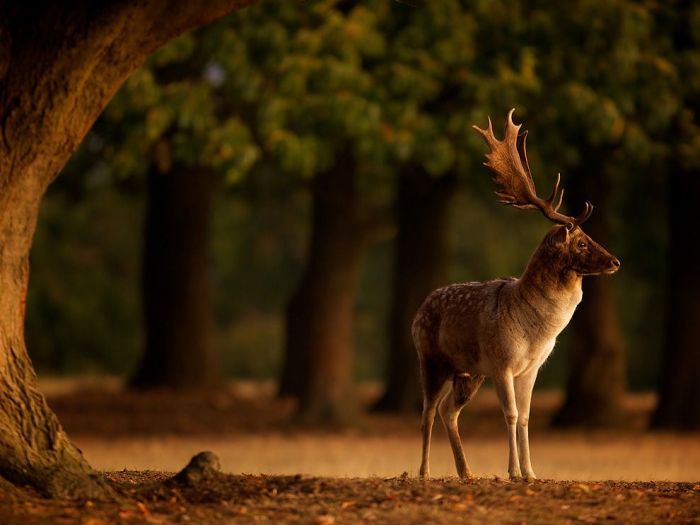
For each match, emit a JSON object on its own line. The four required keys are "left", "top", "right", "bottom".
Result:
{"left": 605, "top": 257, "right": 621, "bottom": 274}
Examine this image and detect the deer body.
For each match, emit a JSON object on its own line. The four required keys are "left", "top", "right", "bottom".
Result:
{"left": 416, "top": 111, "right": 619, "bottom": 481}
{"left": 417, "top": 261, "right": 581, "bottom": 380}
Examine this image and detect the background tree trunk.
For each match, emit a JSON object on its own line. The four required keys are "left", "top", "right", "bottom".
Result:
{"left": 278, "top": 158, "right": 367, "bottom": 424}
{"left": 650, "top": 2, "right": 700, "bottom": 430}
{"left": 0, "top": 0, "right": 251, "bottom": 495}
{"left": 553, "top": 150, "right": 627, "bottom": 427}
{"left": 652, "top": 148, "right": 700, "bottom": 429}
{"left": 374, "top": 168, "right": 456, "bottom": 412}
{"left": 130, "top": 160, "right": 219, "bottom": 390}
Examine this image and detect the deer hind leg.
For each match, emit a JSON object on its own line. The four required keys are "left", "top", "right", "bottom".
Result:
{"left": 438, "top": 373, "right": 485, "bottom": 479}
{"left": 418, "top": 357, "right": 450, "bottom": 480}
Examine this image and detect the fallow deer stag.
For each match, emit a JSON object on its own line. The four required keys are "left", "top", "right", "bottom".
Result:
{"left": 413, "top": 109, "right": 620, "bottom": 481}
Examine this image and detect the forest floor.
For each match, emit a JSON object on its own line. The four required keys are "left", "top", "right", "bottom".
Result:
{"left": 3, "top": 473, "right": 698, "bottom": 524}
{"left": 0, "top": 378, "right": 698, "bottom": 524}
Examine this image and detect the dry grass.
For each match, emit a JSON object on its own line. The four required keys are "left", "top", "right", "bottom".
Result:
{"left": 1, "top": 377, "right": 697, "bottom": 524}
{"left": 74, "top": 432, "right": 700, "bottom": 482}
{"left": 38, "top": 376, "right": 700, "bottom": 483}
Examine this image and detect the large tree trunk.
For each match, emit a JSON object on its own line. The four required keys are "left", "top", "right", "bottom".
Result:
{"left": 374, "top": 168, "right": 456, "bottom": 412}
{"left": 130, "top": 161, "right": 219, "bottom": 390}
{"left": 278, "top": 158, "right": 368, "bottom": 424}
{"left": 652, "top": 150, "right": 700, "bottom": 429}
{"left": 0, "top": 0, "right": 251, "bottom": 496}
{"left": 0, "top": 195, "right": 112, "bottom": 498}
{"left": 553, "top": 151, "right": 627, "bottom": 427}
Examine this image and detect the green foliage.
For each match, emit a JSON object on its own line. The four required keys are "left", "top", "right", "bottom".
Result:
{"left": 28, "top": 188, "right": 143, "bottom": 374}
{"left": 217, "top": 1, "right": 386, "bottom": 178}
{"left": 100, "top": 32, "right": 260, "bottom": 181}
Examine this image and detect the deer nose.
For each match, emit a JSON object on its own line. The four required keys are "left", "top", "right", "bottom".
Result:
{"left": 611, "top": 258, "right": 621, "bottom": 268}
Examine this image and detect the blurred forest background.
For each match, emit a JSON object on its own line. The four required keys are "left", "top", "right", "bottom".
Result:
{"left": 26, "top": 0, "right": 699, "bottom": 428}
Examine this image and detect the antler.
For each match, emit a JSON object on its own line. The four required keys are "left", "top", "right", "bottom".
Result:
{"left": 472, "top": 109, "right": 593, "bottom": 227}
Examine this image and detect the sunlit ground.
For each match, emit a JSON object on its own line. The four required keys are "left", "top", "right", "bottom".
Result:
{"left": 73, "top": 432, "right": 699, "bottom": 482}
{"left": 41, "top": 377, "right": 700, "bottom": 482}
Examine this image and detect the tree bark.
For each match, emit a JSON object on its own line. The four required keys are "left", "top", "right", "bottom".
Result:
{"left": 0, "top": 199, "right": 112, "bottom": 498}
{"left": 652, "top": 155, "right": 700, "bottom": 429}
{"left": 130, "top": 161, "right": 219, "bottom": 390}
{"left": 278, "top": 158, "right": 368, "bottom": 424}
{"left": 0, "top": 0, "right": 252, "bottom": 496}
{"left": 552, "top": 151, "right": 627, "bottom": 427}
{"left": 374, "top": 167, "right": 456, "bottom": 412}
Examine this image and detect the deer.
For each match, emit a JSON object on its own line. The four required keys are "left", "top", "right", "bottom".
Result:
{"left": 413, "top": 109, "right": 620, "bottom": 482}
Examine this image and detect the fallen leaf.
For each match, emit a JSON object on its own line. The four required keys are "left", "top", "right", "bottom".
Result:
{"left": 81, "top": 519, "right": 105, "bottom": 525}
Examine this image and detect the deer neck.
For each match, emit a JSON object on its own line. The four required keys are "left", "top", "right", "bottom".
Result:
{"left": 516, "top": 248, "right": 583, "bottom": 315}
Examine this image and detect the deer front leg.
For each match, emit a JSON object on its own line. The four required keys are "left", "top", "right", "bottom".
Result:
{"left": 514, "top": 369, "right": 539, "bottom": 482}
{"left": 493, "top": 370, "right": 522, "bottom": 480}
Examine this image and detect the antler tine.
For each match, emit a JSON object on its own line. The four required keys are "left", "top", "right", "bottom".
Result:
{"left": 473, "top": 109, "right": 595, "bottom": 228}
{"left": 506, "top": 108, "right": 518, "bottom": 132}
{"left": 472, "top": 116, "right": 497, "bottom": 146}
{"left": 547, "top": 174, "right": 565, "bottom": 213}
{"left": 554, "top": 188, "right": 565, "bottom": 212}
{"left": 546, "top": 173, "right": 561, "bottom": 205}
{"left": 574, "top": 201, "right": 594, "bottom": 225}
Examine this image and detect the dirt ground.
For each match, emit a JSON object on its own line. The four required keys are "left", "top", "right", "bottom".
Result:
{"left": 0, "top": 378, "right": 698, "bottom": 524}
{"left": 2, "top": 473, "right": 699, "bottom": 524}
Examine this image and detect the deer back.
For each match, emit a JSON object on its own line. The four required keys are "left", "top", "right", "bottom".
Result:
{"left": 413, "top": 278, "right": 516, "bottom": 374}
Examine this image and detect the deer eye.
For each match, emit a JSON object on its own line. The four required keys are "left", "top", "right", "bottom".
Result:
{"left": 577, "top": 241, "right": 587, "bottom": 249}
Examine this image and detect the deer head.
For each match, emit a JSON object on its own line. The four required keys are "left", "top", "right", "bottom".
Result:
{"left": 473, "top": 109, "right": 620, "bottom": 276}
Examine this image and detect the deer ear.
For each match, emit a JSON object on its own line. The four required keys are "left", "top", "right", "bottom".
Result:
{"left": 551, "top": 225, "right": 569, "bottom": 245}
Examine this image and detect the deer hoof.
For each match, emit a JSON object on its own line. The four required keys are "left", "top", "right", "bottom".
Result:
{"left": 456, "top": 463, "right": 473, "bottom": 480}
